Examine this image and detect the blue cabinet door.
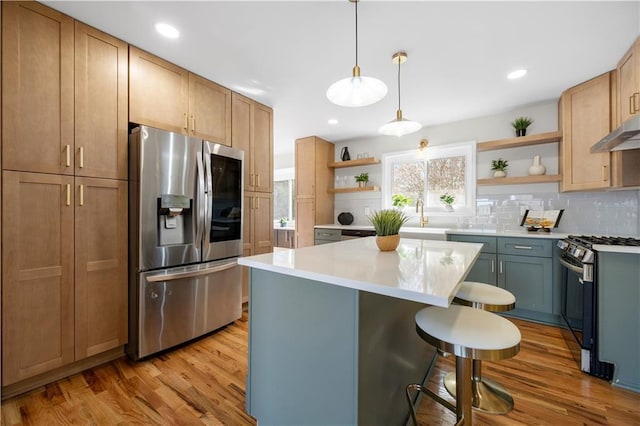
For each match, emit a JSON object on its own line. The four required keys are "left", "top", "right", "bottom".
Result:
{"left": 465, "top": 253, "right": 497, "bottom": 285}
{"left": 498, "top": 254, "right": 553, "bottom": 313}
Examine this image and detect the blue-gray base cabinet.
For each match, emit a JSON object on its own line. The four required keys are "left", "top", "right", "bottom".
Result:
{"left": 247, "top": 269, "right": 435, "bottom": 425}
{"left": 449, "top": 234, "right": 562, "bottom": 325}
{"left": 597, "top": 251, "right": 640, "bottom": 392}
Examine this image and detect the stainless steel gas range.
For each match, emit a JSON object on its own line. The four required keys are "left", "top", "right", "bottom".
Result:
{"left": 557, "top": 235, "right": 640, "bottom": 380}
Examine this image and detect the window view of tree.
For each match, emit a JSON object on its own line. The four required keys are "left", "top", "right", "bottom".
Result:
{"left": 427, "top": 156, "right": 466, "bottom": 207}
{"left": 273, "top": 179, "right": 295, "bottom": 222}
{"left": 391, "top": 161, "right": 425, "bottom": 207}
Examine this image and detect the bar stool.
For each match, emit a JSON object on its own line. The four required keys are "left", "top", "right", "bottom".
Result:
{"left": 445, "top": 281, "right": 516, "bottom": 414}
{"left": 406, "top": 305, "right": 521, "bottom": 426}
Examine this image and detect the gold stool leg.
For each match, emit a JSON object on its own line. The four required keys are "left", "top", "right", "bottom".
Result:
{"left": 444, "top": 359, "right": 514, "bottom": 414}
{"left": 456, "top": 356, "right": 473, "bottom": 425}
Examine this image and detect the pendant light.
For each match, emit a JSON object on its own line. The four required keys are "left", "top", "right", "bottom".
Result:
{"left": 378, "top": 51, "right": 422, "bottom": 137}
{"left": 326, "top": 0, "right": 387, "bottom": 107}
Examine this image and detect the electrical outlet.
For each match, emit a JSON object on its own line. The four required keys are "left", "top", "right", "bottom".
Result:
{"left": 478, "top": 205, "right": 491, "bottom": 216}
{"left": 364, "top": 207, "right": 370, "bottom": 215}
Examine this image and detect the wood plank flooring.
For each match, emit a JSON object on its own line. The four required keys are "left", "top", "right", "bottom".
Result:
{"left": 2, "top": 313, "right": 639, "bottom": 425}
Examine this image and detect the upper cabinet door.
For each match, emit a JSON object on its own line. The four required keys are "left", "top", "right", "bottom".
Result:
{"left": 75, "top": 22, "right": 128, "bottom": 180}
{"left": 129, "top": 46, "right": 189, "bottom": 134}
{"left": 2, "top": 2, "right": 74, "bottom": 175}
{"left": 232, "top": 93, "right": 254, "bottom": 191}
{"left": 560, "top": 72, "right": 613, "bottom": 192}
{"left": 616, "top": 37, "right": 640, "bottom": 126}
{"left": 188, "top": 73, "right": 231, "bottom": 146}
{"left": 252, "top": 102, "right": 273, "bottom": 193}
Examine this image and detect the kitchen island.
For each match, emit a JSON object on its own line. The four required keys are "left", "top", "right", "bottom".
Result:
{"left": 238, "top": 237, "right": 482, "bottom": 425}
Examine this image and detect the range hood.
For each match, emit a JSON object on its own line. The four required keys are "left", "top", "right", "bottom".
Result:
{"left": 591, "top": 115, "right": 640, "bottom": 153}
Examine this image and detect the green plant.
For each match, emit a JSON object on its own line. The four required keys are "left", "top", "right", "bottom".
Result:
{"left": 491, "top": 158, "right": 509, "bottom": 171}
{"left": 439, "top": 193, "right": 455, "bottom": 205}
{"left": 279, "top": 217, "right": 288, "bottom": 225}
{"left": 367, "top": 209, "right": 409, "bottom": 236}
{"left": 511, "top": 116, "right": 534, "bottom": 130}
{"left": 355, "top": 172, "right": 369, "bottom": 183}
{"left": 391, "top": 194, "right": 412, "bottom": 207}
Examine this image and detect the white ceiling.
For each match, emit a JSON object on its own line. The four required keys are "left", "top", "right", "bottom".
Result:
{"left": 45, "top": 1, "right": 639, "bottom": 160}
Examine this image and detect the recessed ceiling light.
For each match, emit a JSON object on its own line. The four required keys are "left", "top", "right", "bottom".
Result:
{"left": 155, "top": 23, "right": 180, "bottom": 39}
{"left": 328, "top": 119, "right": 338, "bottom": 125}
{"left": 507, "top": 69, "right": 527, "bottom": 80}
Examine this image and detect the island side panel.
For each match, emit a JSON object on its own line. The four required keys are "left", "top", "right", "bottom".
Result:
{"left": 358, "top": 292, "right": 436, "bottom": 426}
{"left": 597, "top": 252, "right": 640, "bottom": 392}
{"left": 247, "top": 269, "right": 359, "bottom": 425}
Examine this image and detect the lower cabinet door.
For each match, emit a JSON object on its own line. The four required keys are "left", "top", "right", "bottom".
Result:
{"left": 498, "top": 254, "right": 553, "bottom": 313}
{"left": 2, "top": 171, "right": 75, "bottom": 385}
{"left": 465, "top": 253, "right": 497, "bottom": 285}
{"left": 74, "top": 177, "right": 128, "bottom": 360}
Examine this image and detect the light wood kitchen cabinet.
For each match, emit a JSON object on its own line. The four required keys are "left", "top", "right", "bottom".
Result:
{"left": 129, "top": 46, "right": 232, "bottom": 146}
{"left": 616, "top": 36, "right": 640, "bottom": 125}
{"left": 232, "top": 93, "right": 273, "bottom": 192}
{"left": 2, "top": 171, "right": 75, "bottom": 385}
{"left": 2, "top": 2, "right": 74, "bottom": 175}
{"left": 559, "top": 72, "right": 614, "bottom": 191}
{"left": 295, "top": 136, "right": 334, "bottom": 248}
{"left": 241, "top": 192, "right": 273, "bottom": 302}
{"left": 2, "top": 172, "right": 128, "bottom": 386}
{"left": 74, "top": 177, "right": 128, "bottom": 360}
{"left": 75, "top": 22, "right": 128, "bottom": 180}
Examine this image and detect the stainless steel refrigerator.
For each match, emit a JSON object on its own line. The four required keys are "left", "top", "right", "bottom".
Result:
{"left": 128, "top": 126, "right": 243, "bottom": 360}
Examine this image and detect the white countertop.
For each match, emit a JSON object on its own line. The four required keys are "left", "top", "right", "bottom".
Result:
{"left": 593, "top": 245, "right": 640, "bottom": 254}
{"left": 238, "top": 237, "right": 483, "bottom": 307}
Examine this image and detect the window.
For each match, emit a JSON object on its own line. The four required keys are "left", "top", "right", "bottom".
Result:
{"left": 382, "top": 141, "right": 476, "bottom": 216}
{"left": 273, "top": 168, "right": 295, "bottom": 224}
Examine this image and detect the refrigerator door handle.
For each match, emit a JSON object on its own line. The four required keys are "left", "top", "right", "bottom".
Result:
{"left": 146, "top": 261, "right": 237, "bottom": 282}
{"left": 196, "top": 152, "right": 205, "bottom": 247}
{"left": 204, "top": 152, "right": 213, "bottom": 243}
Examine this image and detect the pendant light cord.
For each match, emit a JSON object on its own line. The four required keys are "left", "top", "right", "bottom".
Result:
{"left": 397, "top": 56, "right": 402, "bottom": 111}
{"left": 354, "top": 0, "right": 359, "bottom": 67}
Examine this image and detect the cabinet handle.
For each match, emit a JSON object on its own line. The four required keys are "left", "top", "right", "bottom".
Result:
{"left": 79, "top": 146, "right": 84, "bottom": 168}
{"left": 183, "top": 112, "right": 188, "bottom": 131}
{"left": 256, "top": 174, "right": 261, "bottom": 188}
{"left": 66, "top": 183, "right": 71, "bottom": 206}
{"left": 499, "top": 260, "right": 503, "bottom": 275}
{"left": 514, "top": 245, "right": 532, "bottom": 250}
{"left": 250, "top": 174, "right": 255, "bottom": 187}
{"left": 602, "top": 165, "right": 608, "bottom": 182}
{"left": 79, "top": 184, "right": 84, "bottom": 206}
{"left": 630, "top": 95, "right": 635, "bottom": 115}
{"left": 491, "top": 259, "right": 495, "bottom": 273}
{"left": 255, "top": 197, "right": 260, "bottom": 210}
{"left": 191, "top": 115, "right": 196, "bottom": 133}
{"left": 65, "top": 145, "right": 71, "bottom": 167}
{"left": 634, "top": 93, "right": 640, "bottom": 113}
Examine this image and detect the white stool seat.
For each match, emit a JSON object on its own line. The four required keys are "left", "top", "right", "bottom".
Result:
{"left": 415, "top": 305, "right": 521, "bottom": 360}
{"left": 454, "top": 281, "right": 516, "bottom": 312}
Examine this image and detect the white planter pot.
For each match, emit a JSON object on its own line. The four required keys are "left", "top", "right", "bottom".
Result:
{"left": 493, "top": 170, "right": 506, "bottom": 178}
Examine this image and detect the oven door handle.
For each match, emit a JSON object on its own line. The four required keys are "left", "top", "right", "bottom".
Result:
{"left": 559, "top": 257, "right": 584, "bottom": 275}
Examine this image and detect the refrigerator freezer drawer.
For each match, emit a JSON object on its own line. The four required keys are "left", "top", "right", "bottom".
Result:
{"left": 134, "top": 259, "right": 241, "bottom": 359}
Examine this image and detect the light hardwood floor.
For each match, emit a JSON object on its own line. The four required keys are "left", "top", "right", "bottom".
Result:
{"left": 2, "top": 313, "right": 639, "bottom": 425}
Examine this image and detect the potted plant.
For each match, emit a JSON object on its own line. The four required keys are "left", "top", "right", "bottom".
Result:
{"left": 279, "top": 217, "right": 288, "bottom": 227}
{"left": 367, "top": 209, "right": 409, "bottom": 251}
{"left": 439, "top": 192, "right": 455, "bottom": 212}
{"left": 511, "top": 116, "right": 533, "bottom": 137}
{"left": 355, "top": 172, "right": 369, "bottom": 188}
{"left": 392, "top": 194, "right": 412, "bottom": 210}
{"left": 491, "top": 158, "right": 509, "bottom": 178}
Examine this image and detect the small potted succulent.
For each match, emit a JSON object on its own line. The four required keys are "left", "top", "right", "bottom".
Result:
{"left": 392, "top": 194, "right": 412, "bottom": 210}
{"left": 511, "top": 116, "right": 533, "bottom": 137}
{"left": 368, "top": 209, "right": 409, "bottom": 251}
{"left": 279, "top": 217, "right": 288, "bottom": 227}
{"left": 355, "top": 172, "right": 369, "bottom": 188}
{"left": 439, "top": 192, "right": 455, "bottom": 212}
{"left": 491, "top": 158, "right": 509, "bottom": 178}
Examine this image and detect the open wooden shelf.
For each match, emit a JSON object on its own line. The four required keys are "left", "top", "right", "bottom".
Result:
{"left": 328, "top": 185, "right": 380, "bottom": 194}
{"left": 328, "top": 157, "right": 380, "bottom": 168}
{"left": 477, "top": 174, "right": 562, "bottom": 185}
{"left": 477, "top": 131, "right": 562, "bottom": 152}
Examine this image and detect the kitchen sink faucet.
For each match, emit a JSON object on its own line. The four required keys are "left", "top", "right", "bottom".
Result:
{"left": 416, "top": 199, "right": 429, "bottom": 228}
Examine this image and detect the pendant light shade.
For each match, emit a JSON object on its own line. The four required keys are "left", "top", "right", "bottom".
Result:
{"left": 378, "top": 51, "right": 422, "bottom": 137}
{"left": 326, "top": 0, "right": 387, "bottom": 107}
